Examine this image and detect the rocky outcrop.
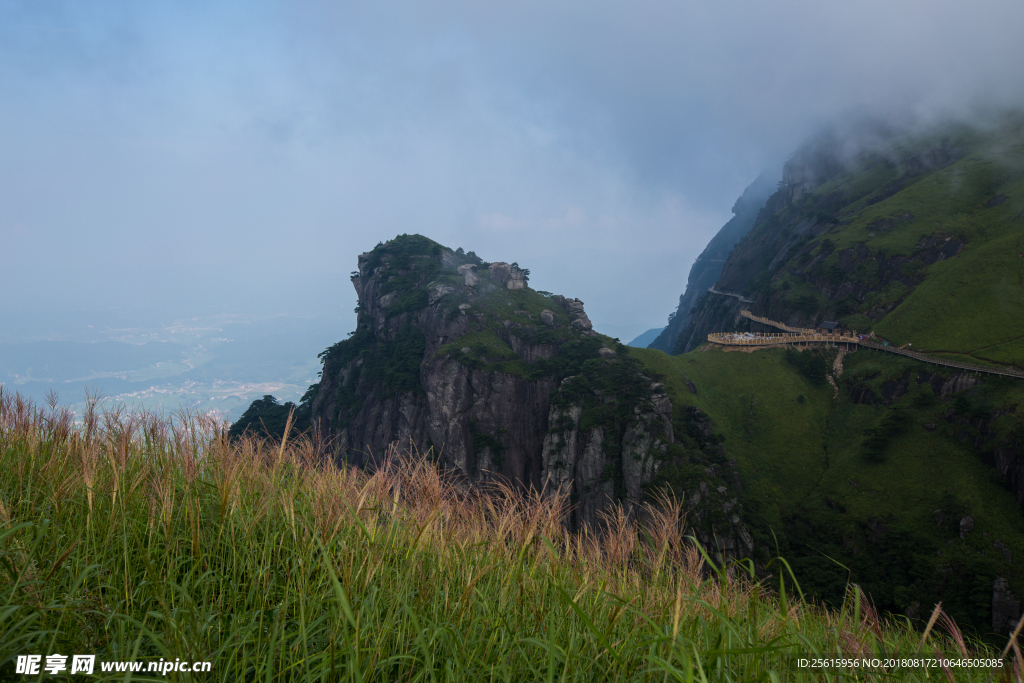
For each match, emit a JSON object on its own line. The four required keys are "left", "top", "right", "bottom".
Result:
{"left": 458, "top": 264, "right": 480, "bottom": 286}
{"left": 310, "top": 236, "right": 678, "bottom": 530}
{"left": 551, "top": 295, "right": 596, "bottom": 335}
{"left": 959, "top": 515, "right": 975, "bottom": 538}
{"left": 487, "top": 261, "right": 526, "bottom": 290}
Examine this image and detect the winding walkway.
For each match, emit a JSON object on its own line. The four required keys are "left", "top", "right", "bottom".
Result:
{"left": 707, "top": 287, "right": 754, "bottom": 304}
{"left": 706, "top": 311, "right": 1024, "bottom": 380}
{"left": 738, "top": 310, "right": 813, "bottom": 334}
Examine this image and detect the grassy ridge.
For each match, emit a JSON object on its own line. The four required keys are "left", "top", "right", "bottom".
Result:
{"left": 0, "top": 388, "right": 1010, "bottom": 680}
{"left": 632, "top": 345, "right": 834, "bottom": 509}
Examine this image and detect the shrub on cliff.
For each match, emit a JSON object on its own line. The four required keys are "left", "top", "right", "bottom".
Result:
{"left": 229, "top": 393, "right": 311, "bottom": 441}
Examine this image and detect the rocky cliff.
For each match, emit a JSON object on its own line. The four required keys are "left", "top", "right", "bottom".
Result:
{"left": 648, "top": 172, "right": 776, "bottom": 353}
{"left": 309, "top": 235, "right": 675, "bottom": 528}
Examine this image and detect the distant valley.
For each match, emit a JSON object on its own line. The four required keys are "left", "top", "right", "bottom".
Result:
{"left": 0, "top": 312, "right": 340, "bottom": 420}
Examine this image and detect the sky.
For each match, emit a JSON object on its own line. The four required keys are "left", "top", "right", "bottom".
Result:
{"left": 3, "top": 0, "right": 1024, "bottom": 343}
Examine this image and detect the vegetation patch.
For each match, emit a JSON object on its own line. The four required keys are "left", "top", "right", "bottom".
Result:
{"left": 319, "top": 326, "right": 426, "bottom": 427}
{"left": 783, "top": 348, "right": 830, "bottom": 384}
{"left": 441, "top": 330, "right": 529, "bottom": 377}
{"left": 860, "top": 405, "right": 911, "bottom": 462}
{"left": 362, "top": 233, "right": 444, "bottom": 276}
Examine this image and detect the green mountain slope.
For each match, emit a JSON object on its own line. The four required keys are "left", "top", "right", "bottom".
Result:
{"left": 633, "top": 343, "right": 1024, "bottom": 640}
{"left": 648, "top": 115, "right": 1024, "bottom": 638}
{"left": 677, "top": 115, "right": 1024, "bottom": 370}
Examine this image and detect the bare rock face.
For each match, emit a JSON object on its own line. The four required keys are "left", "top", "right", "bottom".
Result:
{"left": 960, "top": 516, "right": 975, "bottom": 538}
{"left": 489, "top": 261, "right": 512, "bottom": 284}
{"left": 941, "top": 373, "right": 981, "bottom": 397}
{"left": 428, "top": 282, "right": 455, "bottom": 304}
{"left": 540, "top": 380, "right": 675, "bottom": 528}
{"left": 551, "top": 295, "right": 594, "bottom": 333}
{"left": 488, "top": 262, "right": 526, "bottom": 290}
{"left": 420, "top": 357, "right": 554, "bottom": 486}
{"left": 458, "top": 264, "right": 480, "bottom": 287}
{"left": 993, "top": 577, "right": 1021, "bottom": 634}
{"left": 540, "top": 309, "right": 555, "bottom": 326}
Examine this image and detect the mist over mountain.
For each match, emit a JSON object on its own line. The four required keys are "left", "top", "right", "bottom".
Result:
{"left": 4, "top": 1, "right": 1024, "bottom": 342}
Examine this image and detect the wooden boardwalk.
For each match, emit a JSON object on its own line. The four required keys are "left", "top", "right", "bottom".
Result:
{"left": 707, "top": 311, "right": 1024, "bottom": 380}
{"left": 708, "top": 331, "right": 857, "bottom": 348}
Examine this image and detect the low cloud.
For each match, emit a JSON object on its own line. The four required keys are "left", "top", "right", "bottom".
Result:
{"left": 1, "top": 0, "right": 1021, "bottom": 339}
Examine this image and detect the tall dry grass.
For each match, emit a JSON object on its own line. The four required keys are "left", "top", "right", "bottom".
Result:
{"left": 0, "top": 387, "right": 1014, "bottom": 681}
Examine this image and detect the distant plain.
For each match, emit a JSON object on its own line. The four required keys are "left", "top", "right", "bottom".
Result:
{"left": 0, "top": 309, "right": 343, "bottom": 421}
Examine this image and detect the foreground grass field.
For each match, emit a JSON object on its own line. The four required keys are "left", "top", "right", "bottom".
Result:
{"left": 0, "top": 389, "right": 1019, "bottom": 681}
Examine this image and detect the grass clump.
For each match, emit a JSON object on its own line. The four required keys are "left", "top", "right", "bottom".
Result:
{"left": 440, "top": 330, "right": 529, "bottom": 376}
{"left": 2, "top": 388, "right": 1015, "bottom": 679}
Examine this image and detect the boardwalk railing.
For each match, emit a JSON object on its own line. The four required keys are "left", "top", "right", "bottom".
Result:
{"left": 708, "top": 332, "right": 856, "bottom": 346}
{"left": 859, "top": 340, "right": 1024, "bottom": 379}
{"left": 708, "top": 312, "right": 1024, "bottom": 379}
